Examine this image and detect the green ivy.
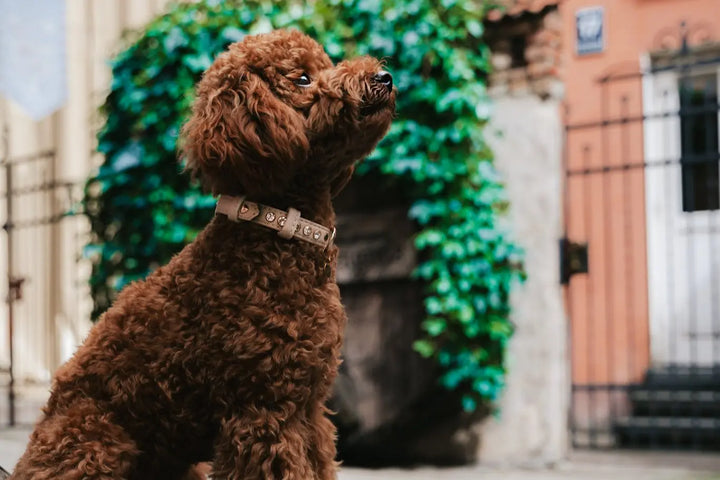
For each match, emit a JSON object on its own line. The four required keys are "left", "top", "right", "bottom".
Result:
{"left": 83, "top": 0, "right": 524, "bottom": 411}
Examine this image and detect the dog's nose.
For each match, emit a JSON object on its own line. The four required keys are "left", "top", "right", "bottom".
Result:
{"left": 373, "top": 70, "right": 393, "bottom": 91}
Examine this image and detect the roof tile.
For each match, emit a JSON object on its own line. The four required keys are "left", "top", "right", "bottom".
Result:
{"left": 487, "top": 0, "right": 559, "bottom": 21}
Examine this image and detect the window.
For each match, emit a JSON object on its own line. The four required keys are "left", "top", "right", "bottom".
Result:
{"left": 679, "top": 73, "right": 719, "bottom": 212}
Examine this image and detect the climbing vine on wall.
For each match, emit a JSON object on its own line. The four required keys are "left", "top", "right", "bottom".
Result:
{"left": 83, "top": 0, "right": 524, "bottom": 411}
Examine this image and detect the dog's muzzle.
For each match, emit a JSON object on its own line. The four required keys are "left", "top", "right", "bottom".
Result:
{"left": 372, "top": 70, "right": 393, "bottom": 92}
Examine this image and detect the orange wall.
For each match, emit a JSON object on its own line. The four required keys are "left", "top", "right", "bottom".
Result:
{"left": 560, "top": 0, "right": 720, "bottom": 387}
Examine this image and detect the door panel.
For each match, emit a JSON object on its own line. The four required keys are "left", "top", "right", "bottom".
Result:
{"left": 643, "top": 67, "right": 720, "bottom": 367}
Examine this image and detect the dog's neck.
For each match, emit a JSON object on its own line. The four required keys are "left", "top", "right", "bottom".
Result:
{"left": 197, "top": 185, "right": 338, "bottom": 283}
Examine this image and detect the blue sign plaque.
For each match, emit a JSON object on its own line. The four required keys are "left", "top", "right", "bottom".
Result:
{"left": 576, "top": 6, "right": 604, "bottom": 56}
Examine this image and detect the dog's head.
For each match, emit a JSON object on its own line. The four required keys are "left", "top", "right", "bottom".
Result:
{"left": 181, "top": 29, "right": 396, "bottom": 199}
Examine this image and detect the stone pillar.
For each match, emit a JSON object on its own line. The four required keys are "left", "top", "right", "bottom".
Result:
{"left": 475, "top": 94, "right": 569, "bottom": 466}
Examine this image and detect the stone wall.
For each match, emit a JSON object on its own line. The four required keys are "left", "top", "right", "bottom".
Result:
{"left": 485, "top": 7, "right": 563, "bottom": 99}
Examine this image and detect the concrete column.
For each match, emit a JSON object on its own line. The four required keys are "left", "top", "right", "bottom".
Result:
{"left": 475, "top": 94, "right": 569, "bottom": 466}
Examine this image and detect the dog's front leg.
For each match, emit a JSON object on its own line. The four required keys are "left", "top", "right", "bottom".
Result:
{"left": 307, "top": 404, "right": 338, "bottom": 480}
{"left": 10, "top": 403, "right": 139, "bottom": 480}
{"left": 211, "top": 405, "right": 315, "bottom": 480}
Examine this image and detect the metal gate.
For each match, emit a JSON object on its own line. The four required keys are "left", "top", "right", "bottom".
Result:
{"left": 0, "top": 127, "right": 89, "bottom": 427}
{"left": 563, "top": 40, "right": 720, "bottom": 449}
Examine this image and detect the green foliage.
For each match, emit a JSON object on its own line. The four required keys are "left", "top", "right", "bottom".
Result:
{"left": 83, "top": 0, "right": 524, "bottom": 411}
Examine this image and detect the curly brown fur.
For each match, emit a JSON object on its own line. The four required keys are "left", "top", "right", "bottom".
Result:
{"left": 11, "top": 29, "right": 395, "bottom": 480}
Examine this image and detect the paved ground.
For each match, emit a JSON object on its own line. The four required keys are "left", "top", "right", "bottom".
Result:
{"left": 340, "top": 457, "right": 720, "bottom": 480}
{"left": 340, "top": 451, "right": 720, "bottom": 480}
{"left": 2, "top": 427, "right": 720, "bottom": 479}
{"left": 0, "top": 428, "right": 29, "bottom": 471}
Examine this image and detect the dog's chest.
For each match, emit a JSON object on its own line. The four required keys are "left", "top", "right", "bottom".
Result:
{"left": 285, "top": 281, "right": 345, "bottom": 344}
{"left": 220, "top": 274, "right": 345, "bottom": 347}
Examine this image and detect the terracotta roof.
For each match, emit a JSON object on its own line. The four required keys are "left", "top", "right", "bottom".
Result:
{"left": 487, "top": 0, "right": 559, "bottom": 21}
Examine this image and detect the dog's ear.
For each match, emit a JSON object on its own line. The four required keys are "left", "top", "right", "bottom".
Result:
{"left": 181, "top": 58, "right": 309, "bottom": 197}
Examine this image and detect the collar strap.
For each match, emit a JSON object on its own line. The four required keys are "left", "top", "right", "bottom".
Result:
{"left": 215, "top": 195, "right": 336, "bottom": 250}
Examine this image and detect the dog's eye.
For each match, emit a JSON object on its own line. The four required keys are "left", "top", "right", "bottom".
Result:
{"left": 295, "top": 73, "right": 312, "bottom": 87}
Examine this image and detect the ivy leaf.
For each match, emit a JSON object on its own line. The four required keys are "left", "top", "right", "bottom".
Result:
{"left": 413, "top": 339, "right": 436, "bottom": 358}
{"left": 462, "top": 394, "right": 477, "bottom": 412}
{"left": 422, "top": 318, "right": 447, "bottom": 336}
{"left": 221, "top": 26, "right": 245, "bottom": 43}
{"left": 163, "top": 26, "right": 188, "bottom": 53}
{"left": 183, "top": 52, "right": 213, "bottom": 72}
{"left": 109, "top": 143, "right": 143, "bottom": 173}
{"left": 415, "top": 229, "right": 445, "bottom": 248}
{"left": 424, "top": 296, "right": 443, "bottom": 315}
{"left": 466, "top": 19, "right": 483, "bottom": 38}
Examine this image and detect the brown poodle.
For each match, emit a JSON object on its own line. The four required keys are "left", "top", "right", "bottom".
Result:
{"left": 10, "top": 29, "right": 395, "bottom": 479}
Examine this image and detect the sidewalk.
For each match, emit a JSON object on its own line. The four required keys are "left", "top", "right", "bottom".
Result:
{"left": 2, "top": 427, "right": 719, "bottom": 479}
{"left": 340, "top": 451, "right": 720, "bottom": 480}
{"left": 340, "top": 452, "right": 720, "bottom": 480}
{"left": 0, "top": 428, "right": 28, "bottom": 468}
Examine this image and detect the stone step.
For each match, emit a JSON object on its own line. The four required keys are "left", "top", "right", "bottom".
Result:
{"left": 630, "top": 389, "right": 720, "bottom": 417}
{"left": 644, "top": 366, "right": 720, "bottom": 390}
{"left": 615, "top": 416, "right": 720, "bottom": 450}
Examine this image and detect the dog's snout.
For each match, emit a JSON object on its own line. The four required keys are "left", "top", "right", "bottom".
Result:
{"left": 372, "top": 70, "right": 393, "bottom": 91}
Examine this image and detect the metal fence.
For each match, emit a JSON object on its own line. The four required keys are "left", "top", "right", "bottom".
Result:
{"left": 0, "top": 0, "right": 184, "bottom": 429}
{"left": 0, "top": 127, "right": 88, "bottom": 426}
{"left": 563, "top": 40, "right": 720, "bottom": 449}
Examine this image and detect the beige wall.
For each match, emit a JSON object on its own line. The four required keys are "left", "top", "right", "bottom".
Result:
{"left": 0, "top": 0, "right": 172, "bottom": 394}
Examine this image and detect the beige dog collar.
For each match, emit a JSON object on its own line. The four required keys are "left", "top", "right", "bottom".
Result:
{"left": 215, "top": 195, "right": 336, "bottom": 250}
